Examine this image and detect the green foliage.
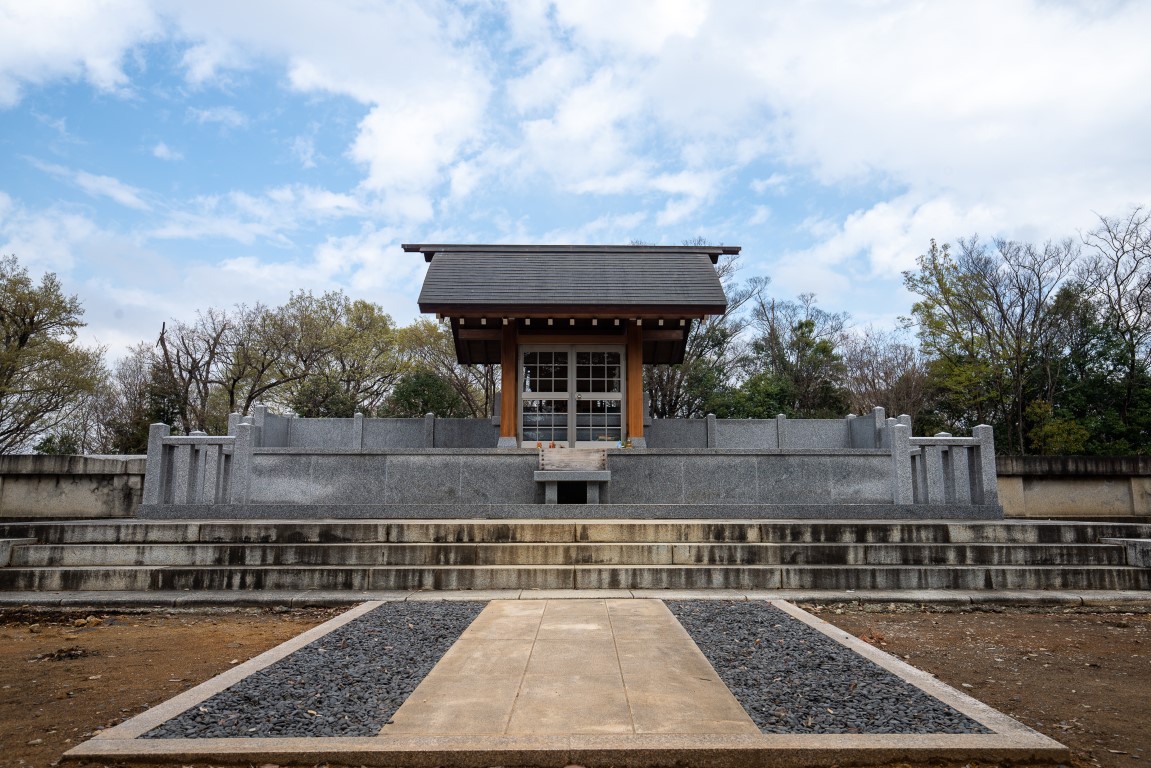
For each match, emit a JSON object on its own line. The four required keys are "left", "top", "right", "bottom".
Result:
{"left": 154, "top": 290, "right": 403, "bottom": 431}
{"left": 1025, "top": 400, "right": 1090, "bottom": 455}
{"left": 381, "top": 371, "right": 467, "bottom": 418}
{"left": 0, "top": 255, "right": 104, "bottom": 453}
{"left": 902, "top": 236, "right": 1077, "bottom": 452}
{"left": 396, "top": 319, "right": 496, "bottom": 418}
{"left": 33, "top": 431, "right": 80, "bottom": 455}
{"left": 738, "top": 296, "right": 849, "bottom": 418}
{"left": 289, "top": 376, "right": 359, "bottom": 418}
{"left": 18, "top": 212, "right": 1149, "bottom": 459}
{"left": 725, "top": 372, "right": 793, "bottom": 418}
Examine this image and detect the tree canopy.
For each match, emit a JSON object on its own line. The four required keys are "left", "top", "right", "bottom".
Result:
{"left": 5, "top": 207, "right": 1151, "bottom": 456}
{"left": 0, "top": 256, "right": 103, "bottom": 454}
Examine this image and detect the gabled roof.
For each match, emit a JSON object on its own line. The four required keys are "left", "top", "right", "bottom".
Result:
{"left": 407, "top": 244, "right": 734, "bottom": 317}
{"left": 405, "top": 243, "right": 739, "bottom": 365}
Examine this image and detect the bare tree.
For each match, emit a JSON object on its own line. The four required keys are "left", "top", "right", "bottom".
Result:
{"left": 156, "top": 308, "right": 231, "bottom": 433}
{"left": 645, "top": 247, "right": 767, "bottom": 418}
{"left": 904, "top": 236, "right": 1077, "bottom": 451}
{"left": 1079, "top": 206, "right": 1151, "bottom": 425}
{"left": 841, "top": 326, "right": 932, "bottom": 422}
{"left": 747, "top": 293, "right": 851, "bottom": 417}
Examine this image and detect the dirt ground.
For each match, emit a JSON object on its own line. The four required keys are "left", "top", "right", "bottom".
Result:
{"left": 819, "top": 603, "right": 1151, "bottom": 768}
{"left": 0, "top": 602, "right": 1146, "bottom": 768}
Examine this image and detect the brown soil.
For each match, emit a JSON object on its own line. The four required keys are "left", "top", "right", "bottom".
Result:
{"left": 0, "top": 606, "right": 338, "bottom": 768}
{"left": 819, "top": 603, "right": 1151, "bottom": 768}
{"left": 0, "top": 602, "right": 1146, "bottom": 768}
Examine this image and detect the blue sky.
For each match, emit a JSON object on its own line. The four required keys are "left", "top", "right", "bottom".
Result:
{"left": 2, "top": 1, "right": 1150, "bottom": 359}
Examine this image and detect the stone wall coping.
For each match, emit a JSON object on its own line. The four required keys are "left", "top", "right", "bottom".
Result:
{"left": 534, "top": 470, "right": 612, "bottom": 481}
{"left": 137, "top": 502, "right": 1005, "bottom": 520}
{"left": 246, "top": 447, "right": 892, "bottom": 457}
{"left": 0, "top": 454, "right": 147, "bottom": 475}
{"left": 996, "top": 455, "right": 1151, "bottom": 477}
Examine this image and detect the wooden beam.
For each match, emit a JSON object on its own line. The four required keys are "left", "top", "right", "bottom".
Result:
{"left": 626, "top": 322, "right": 644, "bottom": 443}
{"left": 456, "top": 329, "right": 502, "bottom": 341}
{"left": 500, "top": 324, "right": 517, "bottom": 440}
{"left": 642, "top": 329, "right": 686, "bottom": 342}
{"left": 517, "top": 333, "right": 626, "bottom": 345}
{"left": 419, "top": 302, "right": 723, "bottom": 318}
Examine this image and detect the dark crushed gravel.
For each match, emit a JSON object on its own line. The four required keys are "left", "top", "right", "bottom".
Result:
{"left": 143, "top": 600, "right": 484, "bottom": 739}
{"left": 669, "top": 601, "right": 991, "bottom": 735}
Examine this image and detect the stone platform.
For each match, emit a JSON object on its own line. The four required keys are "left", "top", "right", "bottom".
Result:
{"left": 67, "top": 598, "right": 1068, "bottom": 768}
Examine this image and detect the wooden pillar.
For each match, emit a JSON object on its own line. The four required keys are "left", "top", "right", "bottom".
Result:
{"left": 500, "top": 323, "right": 517, "bottom": 441}
{"left": 626, "top": 321, "right": 644, "bottom": 442}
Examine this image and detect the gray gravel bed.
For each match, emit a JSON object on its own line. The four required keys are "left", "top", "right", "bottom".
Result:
{"left": 669, "top": 601, "right": 990, "bottom": 735}
{"left": 143, "top": 601, "right": 485, "bottom": 738}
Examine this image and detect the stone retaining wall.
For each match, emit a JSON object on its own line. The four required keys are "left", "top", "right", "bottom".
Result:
{"left": 996, "top": 455, "right": 1151, "bottom": 519}
{"left": 12, "top": 450, "right": 1150, "bottom": 522}
{"left": 0, "top": 455, "right": 146, "bottom": 519}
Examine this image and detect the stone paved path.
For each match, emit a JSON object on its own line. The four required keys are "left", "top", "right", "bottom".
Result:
{"left": 382, "top": 598, "right": 759, "bottom": 736}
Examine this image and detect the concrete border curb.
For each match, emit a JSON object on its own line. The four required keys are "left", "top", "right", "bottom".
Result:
{"left": 65, "top": 600, "right": 1071, "bottom": 767}
{"left": 5, "top": 588, "right": 1150, "bottom": 610}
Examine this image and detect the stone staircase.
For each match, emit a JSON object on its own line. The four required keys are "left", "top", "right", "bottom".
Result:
{"left": 2, "top": 518, "right": 1150, "bottom": 593}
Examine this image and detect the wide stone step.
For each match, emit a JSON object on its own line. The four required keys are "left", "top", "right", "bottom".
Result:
{"left": 778, "top": 565, "right": 1151, "bottom": 591}
{"left": 9, "top": 541, "right": 1128, "bottom": 567}
{"left": 11, "top": 543, "right": 783, "bottom": 567}
{"left": 3, "top": 519, "right": 1150, "bottom": 545}
{"left": 776, "top": 543, "right": 1127, "bottom": 566}
{"left": 1, "top": 563, "right": 1147, "bottom": 592}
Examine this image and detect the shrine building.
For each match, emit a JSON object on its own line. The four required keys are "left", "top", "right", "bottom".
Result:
{"left": 405, "top": 243, "right": 738, "bottom": 448}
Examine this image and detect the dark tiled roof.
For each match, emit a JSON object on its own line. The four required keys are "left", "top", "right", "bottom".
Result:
{"left": 414, "top": 247, "right": 730, "bottom": 314}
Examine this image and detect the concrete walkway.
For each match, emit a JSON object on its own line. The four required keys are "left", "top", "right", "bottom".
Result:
{"left": 383, "top": 599, "right": 757, "bottom": 736}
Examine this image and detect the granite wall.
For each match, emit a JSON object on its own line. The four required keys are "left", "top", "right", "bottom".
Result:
{"left": 647, "top": 409, "right": 902, "bottom": 450}
{"left": 241, "top": 449, "right": 892, "bottom": 507}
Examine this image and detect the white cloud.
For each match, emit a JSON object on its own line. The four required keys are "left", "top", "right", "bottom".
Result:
{"left": 3, "top": 1, "right": 1151, "bottom": 342}
{"left": 165, "top": 1, "right": 492, "bottom": 216}
{"left": 751, "top": 174, "right": 787, "bottom": 195}
{"left": 768, "top": 194, "right": 1006, "bottom": 309}
{"left": 179, "top": 38, "right": 243, "bottom": 86}
{"left": 0, "top": 192, "right": 93, "bottom": 273}
{"left": 0, "top": 0, "right": 159, "bottom": 106}
{"left": 507, "top": 53, "right": 586, "bottom": 114}
{"left": 150, "top": 185, "right": 364, "bottom": 244}
{"left": 32, "top": 161, "right": 151, "bottom": 211}
{"left": 748, "top": 206, "right": 771, "bottom": 227}
{"left": 551, "top": 0, "right": 709, "bottom": 56}
{"left": 73, "top": 171, "right": 151, "bottom": 211}
{"left": 534, "top": 211, "right": 651, "bottom": 245}
{"left": 152, "top": 142, "right": 182, "bottom": 161}
{"left": 291, "top": 135, "right": 317, "bottom": 169}
{"left": 188, "top": 106, "right": 248, "bottom": 129}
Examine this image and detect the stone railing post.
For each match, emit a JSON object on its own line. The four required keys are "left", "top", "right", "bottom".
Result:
{"left": 776, "top": 413, "right": 787, "bottom": 448}
{"left": 352, "top": 412, "right": 364, "bottom": 449}
{"left": 228, "top": 421, "right": 254, "bottom": 504}
{"left": 973, "top": 424, "right": 999, "bottom": 505}
{"left": 142, "top": 423, "right": 171, "bottom": 505}
{"left": 924, "top": 433, "right": 948, "bottom": 504}
{"left": 424, "top": 413, "right": 436, "bottom": 448}
{"left": 706, "top": 413, "right": 717, "bottom": 448}
{"left": 891, "top": 423, "right": 914, "bottom": 504}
